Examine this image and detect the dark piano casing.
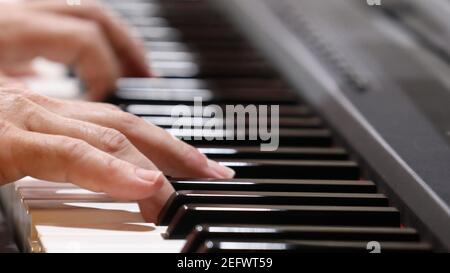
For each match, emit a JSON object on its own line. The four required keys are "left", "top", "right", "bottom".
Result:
{"left": 214, "top": 0, "right": 450, "bottom": 251}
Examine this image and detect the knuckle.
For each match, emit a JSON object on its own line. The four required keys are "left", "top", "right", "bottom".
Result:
{"left": 0, "top": 93, "right": 37, "bottom": 120}
{"left": 99, "top": 128, "right": 130, "bottom": 153}
{"left": 23, "top": 91, "right": 60, "bottom": 107}
{"left": 61, "top": 139, "right": 91, "bottom": 160}
{"left": 8, "top": 93, "right": 30, "bottom": 106}
{"left": 103, "top": 156, "right": 124, "bottom": 177}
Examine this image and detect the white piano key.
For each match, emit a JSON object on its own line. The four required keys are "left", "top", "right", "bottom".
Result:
{"left": 13, "top": 178, "right": 77, "bottom": 189}
{"left": 19, "top": 188, "right": 112, "bottom": 201}
{"left": 25, "top": 78, "right": 81, "bottom": 99}
{"left": 22, "top": 201, "right": 143, "bottom": 244}
{"left": 36, "top": 224, "right": 184, "bottom": 253}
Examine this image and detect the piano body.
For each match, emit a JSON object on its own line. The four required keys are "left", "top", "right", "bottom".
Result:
{"left": 0, "top": 0, "right": 449, "bottom": 253}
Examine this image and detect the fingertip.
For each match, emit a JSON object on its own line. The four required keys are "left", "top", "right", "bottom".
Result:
{"left": 135, "top": 168, "right": 164, "bottom": 191}
{"left": 137, "top": 178, "right": 175, "bottom": 223}
{"left": 181, "top": 143, "right": 235, "bottom": 179}
{"left": 207, "top": 159, "right": 236, "bottom": 179}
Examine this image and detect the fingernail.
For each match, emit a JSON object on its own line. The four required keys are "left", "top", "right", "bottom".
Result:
{"left": 207, "top": 159, "right": 235, "bottom": 178}
{"left": 136, "top": 168, "right": 163, "bottom": 183}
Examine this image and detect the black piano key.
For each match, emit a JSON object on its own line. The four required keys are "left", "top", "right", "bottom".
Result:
{"left": 219, "top": 160, "right": 359, "bottom": 180}
{"left": 149, "top": 50, "right": 263, "bottom": 62}
{"left": 198, "top": 146, "right": 348, "bottom": 160}
{"left": 144, "top": 40, "right": 253, "bottom": 52}
{"left": 117, "top": 78, "right": 287, "bottom": 90}
{"left": 104, "top": 0, "right": 433, "bottom": 254}
{"left": 143, "top": 117, "right": 322, "bottom": 129}
{"left": 145, "top": 40, "right": 254, "bottom": 51}
{"left": 197, "top": 240, "right": 432, "bottom": 253}
{"left": 137, "top": 26, "right": 242, "bottom": 42}
{"left": 116, "top": 82, "right": 293, "bottom": 97}
{"left": 170, "top": 179, "right": 378, "bottom": 193}
{"left": 115, "top": 87, "right": 297, "bottom": 104}
{"left": 126, "top": 104, "right": 313, "bottom": 117}
{"left": 117, "top": 88, "right": 293, "bottom": 100}
{"left": 123, "top": 16, "right": 171, "bottom": 28}
{"left": 150, "top": 61, "right": 276, "bottom": 78}
{"left": 158, "top": 191, "right": 389, "bottom": 225}
{"left": 111, "top": 2, "right": 222, "bottom": 18}
{"left": 182, "top": 224, "right": 421, "bottom": 253}
{"left": 128, "top": 15, "right": 232, "bottom": 28}
{"left": 164, "top": 204, "right": 401, "bottom": 238}
{"left": 176, "top": 129, "right": 333, "bottom": 147}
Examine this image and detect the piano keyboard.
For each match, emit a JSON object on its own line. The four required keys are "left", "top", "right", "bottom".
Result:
{"left": 0, "top": 0, "right": 434, "bottom": 253}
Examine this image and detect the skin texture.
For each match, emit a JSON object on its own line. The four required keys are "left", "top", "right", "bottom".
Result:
{"left": 0, "top": 1, "right": 236, "bottom": 222}
{"left": 0, "top": 78, "right": 235, "bottom": 222}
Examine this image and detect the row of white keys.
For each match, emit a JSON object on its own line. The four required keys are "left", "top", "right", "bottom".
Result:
{"left": 5, "top": 178, "right": 184, "bottom": 253}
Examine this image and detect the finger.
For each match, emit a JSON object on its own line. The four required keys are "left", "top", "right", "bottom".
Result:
{"left": 20, "top": 102, "right": 176, "bottom": 222}
{"left": 0, "top": 76, "right": 27, "bottom": 88}
{"left": 23, "top": 102, "right": 153, "bottom": 168}
{"left": 23, "top": 0, "right": 151, "bottom": 77}
{"left": 0, "top": 90, "right": 175, "bottom": 222}
{"left": 0, "top": 89, "right": 175, "bottom": 222}
{"left": 64, "top": 101, "right": 235, "bottom": 178}
{"left": 1, "top": 125, "right": 164, "bottom": 200}
{"left": 0, "top": 62, "right": 36, "bottom": 77}
{"left": 0, "top": 11, "right": 120, "bottom": 100}
{"left": 23, "top": 94, "right": 235, "bottom": 178}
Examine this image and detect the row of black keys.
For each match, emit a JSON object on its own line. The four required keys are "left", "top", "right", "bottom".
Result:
{"left": 103, "top": 0, "right": 431, "bottom": 252}
{"left": 158, "top": 179, "right": 431, "bottom": 253}
{"left": 113, "top": 80, "right": 431, "bottom": 252}
{"left": 104, "top": 0, "right": 276, "bottom": 78}
{"left": 113, "top": 79, "right": 359, "bottom": 180}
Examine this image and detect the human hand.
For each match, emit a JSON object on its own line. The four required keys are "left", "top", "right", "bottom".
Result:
{"left": 0, "top": 78, "right": 235, "bottom": 222}
{"left": 0, "top": 0, "right": 150, "bottom": 100}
